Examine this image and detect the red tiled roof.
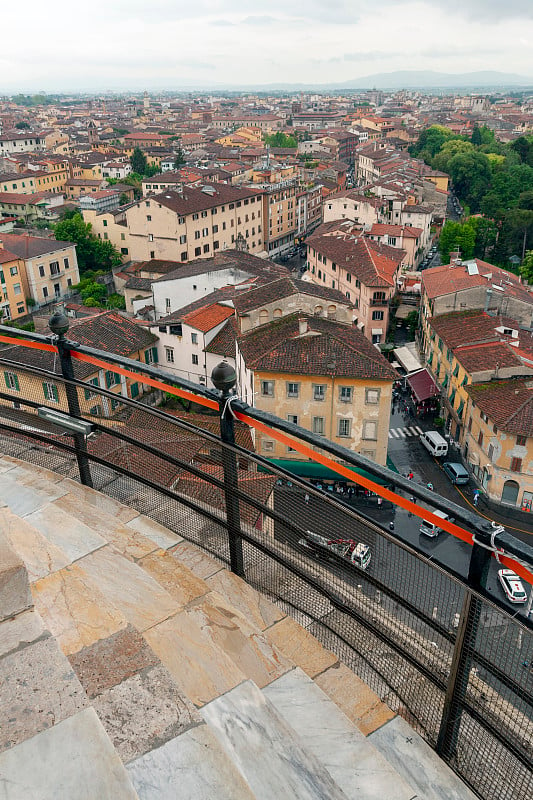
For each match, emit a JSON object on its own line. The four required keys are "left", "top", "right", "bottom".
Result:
{"left": 182, "top": 303, "right": 235, "bottom": 333}
{"left": 237, "top": 312, "right": 397, "bottom": 381}
{"left": 466, "top": 379, "right": 533, "bottom": 438}
{"left": 307, "top": 232, "right": 404, "bottom": 288}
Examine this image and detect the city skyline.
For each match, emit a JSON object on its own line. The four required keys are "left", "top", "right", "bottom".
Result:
{"left": 2, "top": 0, "right": 533, "bottom": 92}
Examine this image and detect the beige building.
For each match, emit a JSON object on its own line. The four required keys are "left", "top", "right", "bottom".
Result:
{"left": 236, "top": 311, "right": 396, "bottom": 466}
{"left": 123, "top": 185, "right": 265, "bottom": 263}
{"left": 0, "top": 234, "right": 80, "bottom": 309}
{"left": 462, "top": 379, "right": 533, "bottom": 511}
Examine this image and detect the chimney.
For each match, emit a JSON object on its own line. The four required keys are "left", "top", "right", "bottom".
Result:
{"left": 298, "top": 316, "right": 308, "bottom": 336}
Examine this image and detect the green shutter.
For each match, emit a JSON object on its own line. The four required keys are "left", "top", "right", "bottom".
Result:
{"left": 42, "top": 381, "right": 48, "bottom": 399}
{"left": 14, "top": 374, "right": 19, "bottom": 391}
{"left": 4, "top": 371, "right": 10, "bottom": 389}
{"left": 52, "top": 385, "right": 58, "bottom": 402}
{"left": 84, "top": 387, "right": 91, "bottom": 400}
{"left": 105, "top": 371, "right": 113, "bottom": 388}
{"left": 130, "top": 382, "right": 139, "bottom": 398}
{"left": 152, "top": 347, "right": 158, "bottom": 363}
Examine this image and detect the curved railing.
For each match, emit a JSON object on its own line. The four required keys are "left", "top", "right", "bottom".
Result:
{"left": 0, "top": 322, "right": 532, "bottom": 800}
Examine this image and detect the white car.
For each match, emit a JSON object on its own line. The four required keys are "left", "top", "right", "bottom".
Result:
{"left": 497, "top": 569, "right": 528, "bottom": 604}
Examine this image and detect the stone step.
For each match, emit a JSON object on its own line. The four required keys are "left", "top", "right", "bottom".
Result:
{"left": 368, "top": 716, "right": 479, "bottom": 800}
{"left": 126, "top": 721, "right": 256, "bottom": 800}
{"left": 200, "top": 678, "right": 350, "bottom": 800}
{"left": 263, "top": 667, "right": 417, "bottom": 800}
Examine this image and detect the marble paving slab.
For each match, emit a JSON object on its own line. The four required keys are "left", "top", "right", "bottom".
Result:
{"left": 33, "top": 563, "right": 128, "bottom": 656}
{"left": 77, "top": 546, "right": 180, "bottom": 632}
{"left": 0, "top": 608, "right": 46, "bottom": 659}
{"left": 315, "top": 661, "right": 395, "bottom": 736}
{"left": 23, "top": 504, "right": 107, "bottom": 564}
{"left": 264, "top": 668, "right": 416, "bottom": 800}
{"left": 57, "top": 476, "right": 140, "bottom": 522}
{"left": 138, "top": 549, "right": 210, "bottom": 608}
{"left": 0, "top": 473, "right": 67, "bottom": 517}
{"left": 266, "top": 616, "right": 338, "bottom": 678}
{"left": 92, "top": 663, "right": 201, "bottom": 763}
{"left": 205, "top": 569, "right": 285, "bottom": 631}
{"left": 7, "top": 463, "right": 66, "bottom": 486}
{"left": 200, "top": 679, "right": 349, "bottom": 800}
{"left": 127, "top": 722, "right": 256, "bottom": 800}
{"left": 126, "top": 514, "right": 184, "bottom": 550}
{"left": 53, "top": 492, "right": 159, "bottom": 562}
{"left": 0, "top": 635, "right": 88, "bottom": 752}
{"left": 369, "top": 715, "right": 479, "bottom": 800}
{"left": 1, "top": 507, "right": 71, "bottom": 582}
{"left": 0, "top": 707, "right": 139, "bottom": 799}
{"left": 168, "top": 539, "right": 225, "bottom": 579}
{"left": 145, "top": 591, "right": 291, "bottom": 707}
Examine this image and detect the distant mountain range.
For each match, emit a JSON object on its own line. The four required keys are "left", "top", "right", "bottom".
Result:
{"left": 331, "top": 70, "right": 533, "bottom": 90}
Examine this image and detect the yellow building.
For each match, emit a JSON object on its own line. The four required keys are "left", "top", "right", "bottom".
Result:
{"left": 424, "top": 311, "right": 533, "bottom": 439}
{"left": 462, "top": 379, "right": 533, "bottom": 511}
{"left": 236, "top": 312, "right": 396, "bottom": 466}
{"left": 215, "top": 126, "right": 263, "bottom": 148}
{"left": 82, "top": 208, "right": 131, "bottom": 261}
{"left": 0, "top": 249, "right": 29, "bottom": 321}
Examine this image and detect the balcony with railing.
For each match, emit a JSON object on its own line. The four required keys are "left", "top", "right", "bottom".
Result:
{"left": 0, "top": 315, "right": 532, "bottom": 800}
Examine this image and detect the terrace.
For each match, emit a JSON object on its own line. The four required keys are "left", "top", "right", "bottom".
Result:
{"left": 0, "top": 315, "right": 532, "bottom": 800}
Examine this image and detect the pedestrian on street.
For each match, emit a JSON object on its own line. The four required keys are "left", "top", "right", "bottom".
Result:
{"left": 304, "top": 492, "right": 309, "bottom": 505}
{"left": 377, "top": 496, "right": 383, "bottom": 507}
{"left": 473, "top": 490, "right": 480, "bottom": 508}
{"left": 408, "top": 472, "right": 414, "bottom": 481}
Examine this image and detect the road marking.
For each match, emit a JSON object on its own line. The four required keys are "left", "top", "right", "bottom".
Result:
{"left": 415, "top": 426, "right": 423, "bottom": 434}
{"left": 409, "top": 427, "right": 419, "bottom": 436}
{"left": 388, "top": 429, "right": 399, "bottom": 438}
{"left": 404, "top": 428, "right": 412, "bottom": 436}
{"left": 396, "top": 428, "right": 406, "bottom": 438}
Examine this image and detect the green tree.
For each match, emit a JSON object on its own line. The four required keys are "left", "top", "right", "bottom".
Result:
{"left": 106, "top": 293, "right": 126, "bottom": 309}
{"left": 470, "top": 217, "right": 498, "bottom": 260}
{"left": 263, "top": 132, "right": 297, "bottom": 149}
{"left": 432, "top": 139, "right": 473, "bottom": 173}
{"left": 119, "top": 192, "right": 129, "bottom": 206}
{"left": 439, "top": 220, "right": 476, "bottom": 263}
{"left": 15, "top": 121, "right": 30, "bottom": 129}
{"left": 471, "top": 126, "right": 482, "bottom": 146}
{"left": 447, "top": 151, "right": 491, "bottom": 212}
{"left": 174, "top": 146, "right": 185, "bottom": 169}
{"left": 520, "top": 250, "right": 533, "bottom": 282}
{"left": 130, "top": 147, "right": 147, "bottom": 175}
{"left": 410, "top": 125, "right": 457, "bottom": 160}
{"left": 54, "top": 213, "right": 121, "bottom": 273}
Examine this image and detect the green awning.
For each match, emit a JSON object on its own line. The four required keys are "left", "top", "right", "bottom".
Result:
{"left": 257, "top": 458, "right": 392, "bottom": 486}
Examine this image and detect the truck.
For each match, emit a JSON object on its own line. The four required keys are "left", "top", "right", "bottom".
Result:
{"left": 298, "top": 531, "right": 371, "bottom": 570}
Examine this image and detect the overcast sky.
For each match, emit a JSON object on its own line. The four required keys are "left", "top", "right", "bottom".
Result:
{"left": 2, "top": 1, "right": 532, "bottom": 92}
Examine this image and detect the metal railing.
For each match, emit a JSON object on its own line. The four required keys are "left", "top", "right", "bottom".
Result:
{"left": 0, "top": 320, "right": 532, "bottom": 800}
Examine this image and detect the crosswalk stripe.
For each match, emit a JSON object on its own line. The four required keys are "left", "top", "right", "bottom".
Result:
{"left": 389, "top": 429, "right": 399, "bottom": 438}
{"left": 404, "top": 429, "right": 412, "bottom": 436}
{"left": 396, "top": 428, "right": 406, "bottom": 438}
{"left": 408, "top": 427, "right": 419, "bottom": 436}
{"left": 415, "top": 426, "right": 423, "bottom": 434}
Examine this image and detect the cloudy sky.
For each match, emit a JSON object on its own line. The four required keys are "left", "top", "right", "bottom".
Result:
{"left": 2, "top": 0, "right": 532, "bottom": 92}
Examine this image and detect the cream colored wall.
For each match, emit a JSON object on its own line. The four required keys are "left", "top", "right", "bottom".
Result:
{"left": 253, "top": 370, "right": 392, "bottom": 465}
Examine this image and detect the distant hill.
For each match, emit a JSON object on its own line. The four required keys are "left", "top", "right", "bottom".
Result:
{"left": 333, "top": 70, "right": 533, "bottom": 90}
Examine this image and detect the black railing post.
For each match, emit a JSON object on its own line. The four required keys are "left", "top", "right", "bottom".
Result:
{"left": 49, "top": 311, "right": 93, "bottom": 488}
{"left": 211, "top": 361, "right": 244, "bottom": 577}
{"left": 436, "top": 521, "right": 494, "bottom": 759}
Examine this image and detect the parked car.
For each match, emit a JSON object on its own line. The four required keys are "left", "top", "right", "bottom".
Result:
{"left": 497, "top": 569, "right": 528, "bottom": 604}
{"left": 442, "top": 462, "right": 470, "bottom": 485}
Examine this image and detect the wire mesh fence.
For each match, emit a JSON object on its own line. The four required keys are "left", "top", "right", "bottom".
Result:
{"left": 0, "top": 343, "right": 532, "bottom": 800}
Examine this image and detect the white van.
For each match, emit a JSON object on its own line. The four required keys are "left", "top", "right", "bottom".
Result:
{"left": 420, "top": 430, "right": 448, "bottom": 457}
{"left": 420, "top": 509, "right": 450, "bottom": 537}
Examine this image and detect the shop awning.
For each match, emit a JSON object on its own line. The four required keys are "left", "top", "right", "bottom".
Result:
{"left": 407, "top": 368, "right": 439, "bottom": 403}
{"left": 393, "top": 345, "right": 423, "bottom": 375}
{"left": 257, "top": 458, "right": 392, "bottom": 486}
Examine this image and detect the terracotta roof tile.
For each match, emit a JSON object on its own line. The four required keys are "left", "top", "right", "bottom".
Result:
{"left": 182, "top": 303, "right": 235, "bottom": 333}
{"left": 466, "top": 379, "right": 533, "bottom": 437}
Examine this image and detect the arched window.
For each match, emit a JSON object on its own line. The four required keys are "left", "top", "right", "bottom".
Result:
{"left": 259, "top": 309, "right": 269, "bottom": 324}
{"left": 314, "top": 305, "right": 323, "bottom": 316}
{"left": 327, "top": 305, "right": 337, "bottom": 319}
{"left": 273, "top": 308, "right": 282, "bottom": 318}
{"left": 501, "top": 480, "right": 519, "bottom": 505}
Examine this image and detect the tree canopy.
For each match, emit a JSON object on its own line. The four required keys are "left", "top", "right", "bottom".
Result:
{"left": 130, "top": 147, "right": 147, "bottom": 175}
{"left": 411, "top": 126, "right": 533, "bottom": 264}
{"left": 54, "top": 213, "right": 122, "bottom": 274}
{"left": 263, "top": 132, "right": 297, "bottom": 149}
